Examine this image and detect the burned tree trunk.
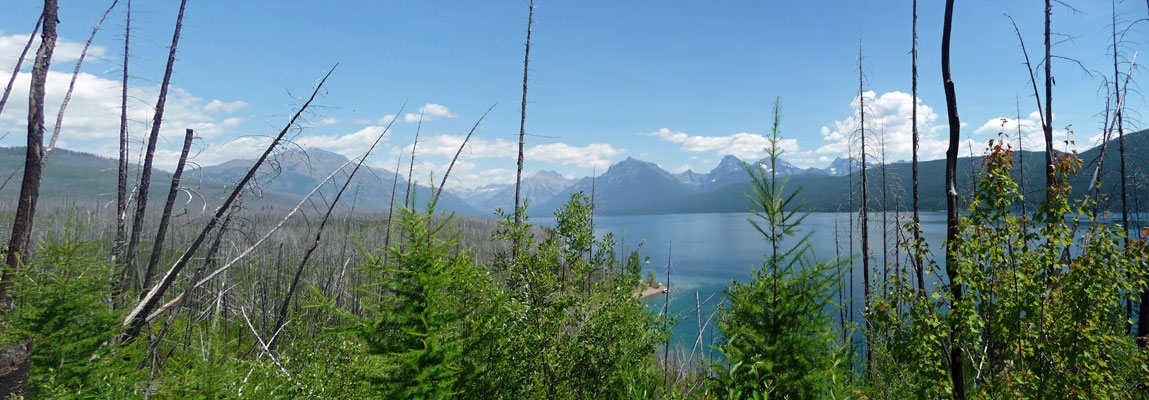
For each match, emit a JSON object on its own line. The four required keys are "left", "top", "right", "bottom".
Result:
{"left": 911, "top": 0, "right": 925, "bottom": 292}
{"left": 0, "top": 2, "right": 58, "bottom": 398}
{"left": 513, "top": 0, "right": 535, "bottom": 258}
{"left": 124, "top": 0, "right": 188, "bottom": 294}
{"left": 1043, "top": 0, "right": 1054, "bottom": 199}
{"left": 114, "top": 0, "right": 132, "bottom": 270}
{"left": 858, "top": 43, "right": 872, "bottom": 363}
{"left": 941, "top": 0, "right": 966, "bottom": 397}
{"left": 2, "top": 0, "right": 59, "bottom": 307}
{"left": 141, "top": 129, "right": 194, "bottom": 293}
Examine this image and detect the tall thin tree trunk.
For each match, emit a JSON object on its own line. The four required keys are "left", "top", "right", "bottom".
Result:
{"left": 858, "top": 42, "right": 872, "bottom": 365}
{"left": 1111, "top": 0, "right": 1137, "bottom": 339}
{"left": 1043, "top": 0, "right": 1055, "bottom": 199}
{"left": 0, "top": 3, "right": 57, "bottom": 397}
{"left": 124, "top": 0, "right": 188, "bottom": 295}
{"left": 140, "top": 129, "right": 194, "bottom": 294}
{"left": 114, "top": 0, "right": 132, "bottom": 280}
{"left": 848, "top": 149, "right": 856, "bottom": 328}
{"left": 44, "top": 0, "right": 119, "bottom": 160}
{"left": 2, "top": 0, "right": 58, "bottom": 307}
{"left": 881, "top": 131, "right": 889, "bottom": 299}
{"left": 513, "top": 0, "right": 535, "bottom": 259}
{"left": 1016, "top": 98, "right": 1027, "bottom": 220}
{"left": 911, "top": 0, "right": 925, "bottom": 292}
{"left": 941, "top": 0, "right": 966, "bottom": 397}
{"left": 0, "top": 15, "right": 42, "bottom": 118}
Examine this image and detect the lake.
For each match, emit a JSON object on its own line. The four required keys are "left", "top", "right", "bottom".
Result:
{"left": 585, "top": 211, "right": 952, "bottom": 357}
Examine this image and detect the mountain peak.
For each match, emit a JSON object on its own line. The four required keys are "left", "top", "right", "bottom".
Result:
{"left": 533, "top": 170, "right": 565, "bottom": 179}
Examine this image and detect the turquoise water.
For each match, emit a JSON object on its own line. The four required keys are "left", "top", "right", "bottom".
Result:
{"left": 586, "top": 211, "right": 951, "bottom": 357}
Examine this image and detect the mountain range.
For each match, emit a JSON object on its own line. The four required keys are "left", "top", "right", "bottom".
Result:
{"left": 4, "top": 128, "right": 1147, "bottom": 218}
{"left": 459, "top": 128, "right": 1149, "bottom": 216}
{"left": 0, "top": 147, "right": 480, "bottom": 216}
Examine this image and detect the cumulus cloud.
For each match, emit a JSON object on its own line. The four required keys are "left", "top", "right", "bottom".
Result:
{"left": 0, "top": 30, "right": 107, "bottom": 72}
{"left": 204, "top": 99, "right": 249, "bottom": 113}
{"left": 525, "top": 142, "right": 624, "bottom": 169}
{"left": 296, "top": 125, "right": 391, "bottom": 158}
{"left": 815, "top": 91, "right": 949, "bottom": 161}
{"left": 0, "top": 32, "right": 249, "bottom": 165}
{"left": 972, "top": 111, "right": 1090, "bottom": 154}
{"left": 373, "top": 103, "right": 459, "bottom": 125}
{"left": 646, "top": 128, "right": 797, "bottom": 160}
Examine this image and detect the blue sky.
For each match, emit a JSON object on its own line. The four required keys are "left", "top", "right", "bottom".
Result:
{"left": 0, "top": 1, "right": 1144, "bottom": 189}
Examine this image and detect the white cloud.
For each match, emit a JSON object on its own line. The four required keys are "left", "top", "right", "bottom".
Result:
{"left": 971, "top": 111, "right": 1087, "bottom": 153}
{"left": 0, "top": 31, "right": 107, "bottom": 72}
{"left": 296, "top": 125, "right": 391, "bottom": 158}
{"left": 647, "top": 128, "right": 797, "bottom": 160}
{"left": 815, "top": 91, "right": 948, "bottom": 162}
{"left": 403, "top": 103, "right": 457, "bottom": 123}
{"left": 525, "top": 142, "right": 624, "bottom": 169}
{"left": 0, "top": 34, "right": 249, "bottom": 162}
{"left": 204, "top": 99, "right": 249, "bottom": 113}
{"left": 372, "top": 103, "right": 459, "bottom": 125}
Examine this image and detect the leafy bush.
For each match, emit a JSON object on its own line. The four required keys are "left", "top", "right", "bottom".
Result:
{"left": 868, "top": 137, "right": 1149, "bottom": 398}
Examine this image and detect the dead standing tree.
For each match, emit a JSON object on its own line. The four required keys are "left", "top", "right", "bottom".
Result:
{"left": 124, "top": 0, "right": 189, "bottom": 295}
{"left": 0, "top": 2, "right": 57, "bottom": 397}
{"left": 941, "top": 0, "right": 967, "bottom": 397}
{"left": 911, "top": 0, "right": 926, "bottom": 292}
{"left": 513, "top": 0, "right": 535, "bottom": 259}
{"left": 2, "top": 0, "right": 59, "bottom": 307}
{"left": 857, "top": 41, "right": 872, "bottom": 365}
{"left": 114, "top": 0, "right": 133, "bottom": 266}
{"left": 141, "top": 129, "right": 196, "bottom": 292}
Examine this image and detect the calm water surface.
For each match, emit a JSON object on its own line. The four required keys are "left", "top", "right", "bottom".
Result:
{"left": 580, "top": 212, "right": 950, "bottom": 353}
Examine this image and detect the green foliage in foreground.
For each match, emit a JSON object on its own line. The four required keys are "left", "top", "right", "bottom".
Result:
{"left": 868, "top": 138, "right": 1149, "bottom": 399}
{"left": 711, "top": 99, "right": 854, "bottom": 400}
{"left": 9, "top": 125, "right": 1149, "bottom": 400}
{"left": 317, "top": 193, "right": 667, "bottom": 399}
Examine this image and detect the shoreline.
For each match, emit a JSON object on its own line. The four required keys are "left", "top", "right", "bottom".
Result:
{"left": 637, "top": 283, "right": 669, "bottom": 299}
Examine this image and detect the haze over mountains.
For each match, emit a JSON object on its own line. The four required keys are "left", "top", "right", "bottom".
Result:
{"left": 4, "top": 129, "right": 1146, "bottom": 218}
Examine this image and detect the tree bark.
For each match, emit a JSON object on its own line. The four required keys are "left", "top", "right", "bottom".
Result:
{"left": 2, "top": 0, "right": 58, "bottom": 307}
{"left": 858, "top": 42, "right": 872, "bottom": 366}
{"left": 140, "top": 128, "right": 194, "bottom": 293}
{"left": 113, "top": 0, "right": 132, "bottom": 273}
{"left": 513, "top": 0, "right": 535, "bottom": 259}
{"left": 0, "top": 2, "right": 57, "bottom": 398}
{"left": 941, "top": 0, "right": 966, "bottom": 397}
{"left": 1043, "top": 0, "right": 1054, "bottom": 199}
{"left": 124, "top": 0, "right": 188, "bottom": 295}
{"left": 912, "top": 0, "right": 926, "bottom": 293}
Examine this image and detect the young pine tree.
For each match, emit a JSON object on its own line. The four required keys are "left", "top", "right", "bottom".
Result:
{"left": 712, "top": 98, "right": 853, "bottom": 400}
